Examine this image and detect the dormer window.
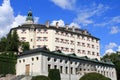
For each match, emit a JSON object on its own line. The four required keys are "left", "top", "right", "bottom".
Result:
{"left": 21, "top": 29, "right": 26, "bottom": 33}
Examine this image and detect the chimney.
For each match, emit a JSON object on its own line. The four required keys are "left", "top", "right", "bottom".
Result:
{"left": 45, "top": 20, "right": 49, "bottom": 28}
{"left": 72, "top": 26, "right": 75, "bottom": 32}
{"left": 84, "top": 30, "right": 88, "bottom": 35}
{"left": 56, "top": 22, "right": 59, "bottom": 28}
{"left": 65, "top": 24, "right": 69, "bottom": 30}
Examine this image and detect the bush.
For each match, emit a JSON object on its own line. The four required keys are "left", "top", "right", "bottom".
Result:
{"left": 32, "top": 75, "right": 50, "bottom": 80}
{"left": 48, "top": 69, "right": 61, "bottom": 80}
{"left": 80, "top": 72, "right": 111, "bottom": 80}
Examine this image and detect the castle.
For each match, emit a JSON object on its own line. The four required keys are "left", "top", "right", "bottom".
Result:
{"left": 11, "top": 10, "right": 117, "bottom": 80}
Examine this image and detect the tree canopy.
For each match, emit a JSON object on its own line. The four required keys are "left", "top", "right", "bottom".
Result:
{"left": 48, "top": 69, "right": 61, "bottom": 80}
{"left": 32, "top": 75, "right": 50, "bottom": 80}
{"left": 102, "top": 52, "right": 120, "bottom": 80}
{"left": 80, "top": 72, "right": 111, "bottom": 80}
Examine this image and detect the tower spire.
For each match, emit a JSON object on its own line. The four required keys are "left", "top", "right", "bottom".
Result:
{"left": 26, "top": 9, "right": 34, "bottom": 24}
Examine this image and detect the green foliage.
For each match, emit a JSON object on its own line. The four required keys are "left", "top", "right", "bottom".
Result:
{"left": 0, "top": 52, "right": 17, "bottom": 75}
{"left": 32, "top": 75, "right": 50, "bottom": 80}
{"left": 80, "top": 72, "right": 111, "bottom": 80}
{"left": 0, "top": 37, "right": 7, "bottom": 52}
{"left": 48, "top": 69, "right": 61, "bottom": 80}
{"left": 6, "top": 30, "right": 20, "bottom": 52}
{"left": 21, "top": 42, "right": 30, "bottom": 51}
{"left": 102, "top": 52, "right": 120, "bottom": 80}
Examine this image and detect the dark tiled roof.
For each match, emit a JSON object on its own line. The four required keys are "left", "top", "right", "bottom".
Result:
{"left": 18, "top": 48, "right": 114, "bottom": 66}
{"left": 11, "top": 24, "right": 100, "bottom": 40}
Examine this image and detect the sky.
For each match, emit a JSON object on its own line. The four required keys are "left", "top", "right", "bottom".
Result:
{"left": 0, "top": 0, "right": 120, "bottom": 56}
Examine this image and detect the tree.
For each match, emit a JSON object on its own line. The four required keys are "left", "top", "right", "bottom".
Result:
{"left": 0, "top": 37, "right": 7, "bottom": 52}
{"left": 11, "top": 30, "right": 20, "bottom": 52}
{"left": 6, "top": 30, "right": 20, "bottom": 52}
{"left": 0, "top": 52, "right": 17, "bottom": 76}
{"left": 31, "top": 75, "right": 50, "bottom": 80}
{"left": 48, "top": 69, "right": 61, "bottom": 80}
{"left": 102, "top": 52, "right": 120, "bottom": 80}
{"left": 21, "top": 42, "right": 30, "bottom": 51}
{"left": 80, "top": 72, "right": 111, "bottom": 80}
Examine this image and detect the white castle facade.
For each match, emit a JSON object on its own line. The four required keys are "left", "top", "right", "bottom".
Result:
{"left": 16, "top": 48, "right": 117, "bottom": 80}
{"left": 12, "top": 10, "right": 100, "bottom": 60}
{"left": 13, "top": 10, "right": 117, "bottom": 80}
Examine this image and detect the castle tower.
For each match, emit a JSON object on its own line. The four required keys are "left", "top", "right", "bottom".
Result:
{"left": 26, "top": 10, "right": 34, "bottom": 24}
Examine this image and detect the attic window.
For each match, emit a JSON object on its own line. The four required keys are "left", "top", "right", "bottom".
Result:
{"left": 23, "top": 59, "right": 25, "bottom": 62}
{"left": 19, "top": 60, "right": 21, "bottom": 63}
{"left": 54, "top": 58, "right": 57, "bottom": 62}
{"left": 48, "top": 57, "right": 51, "bottom": 61}
{"left": 32, "top": 58, "right": 34, "bottom": 61}
{"left": 36, "top": 57, "right": 39, "bottom": 60}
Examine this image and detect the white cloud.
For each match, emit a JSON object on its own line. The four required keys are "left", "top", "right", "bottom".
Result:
{"left": 94, "top": 16, "right": 120, "bottom": 27}
{"left": 74, "top": 4, "right": 109, "bottom": 26}
{"left": 104, "top": 42, "right": 119, "bottom": 55}
{"left": 50, "top": 19, "right": 65, "bottom": 27}
{"left": 0, "top": 0, "right": 39, "bottom": 38}
{"left": 105, "top": 49, "right": 115, "bottom": 55}
{"left": 117, "top": 46, "right": 120, "bottom": 52}
{"left": 34, "top": 17, "right": 39, "bottom": 24}
{"left": 69, "top": 22, "right": 80, "bottom": 28}
{"left": 110, "top": 26, "right": 120, "bottom": 34}
{"left": 111, "top": 16, "right": 120, "bottom": 23}
{"left": 50, "top": 19, "right": 80, "bottom": 28}
{"left": 50, "top": 0, "right": 76, "bottom": 10}
{"left": 105, "top": 42, "right": 117, "bottom": 49}
{"left": 10, "top": 15, "right": 26, "bottom": 28}
{"left": 0, "top": 0, "right": 14, "bottom": 37}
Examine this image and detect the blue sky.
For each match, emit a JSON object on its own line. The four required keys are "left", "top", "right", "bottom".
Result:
{"left": 0, "top": 0, "right": 120, "bottom": 56}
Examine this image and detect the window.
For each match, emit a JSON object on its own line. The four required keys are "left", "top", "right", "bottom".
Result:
{"left": 61, "top": 39, "right": 64, "bottom": 43}
{"left": 60, "top": 60, "right": 62, "bottom": 63}
{"left": 60, "top": 66, "right": 63, "bottom": 73}
{"left": 55, "top": 38, "right": 59, "bottom": 42}
{"left": 80, "top": 68, "right": 82, "bottom": 71}
{"left": 70, "top": 61, "right": 73, "bottom": 64}
{"left": 65, "top": 60, "right": 68, "bottom": 63}
{"left": 70, "top": 48, "right": 74, "bottom": 52}
{"left": 37, "top": 29, "right": 41, "bottom": 33}
{"left": 43, "top": 37, "right": 48, "bottom": 41}
{"left": 21, "top": 37, "right": 26, "bottom": 41}
{"left": 23, "top": 59, "right": 25, "bottom": 62}
{"left": 92, "top": 45, "right": 95, "bottom": 49}
{"left": 88, "top": 51, "right": 91, "bottom": 55}
{"left": 75, "top": 68, "right": 78, "bottom": 74}
{"left": 19, "top": 60, "right": 21, "bottom": 63}
{"left": 82, "top": 50, "right": 85, "bottom": 54}
{"left": 65, "top": 67, "right": 68, "bottom": 74}
{"left": 37, "top": 45, "right": 41, "bottom": 48}
{"left": 48, "top": 64, "right": 51, "bottom": 72}
{"left": 82, "top": 43, "right": 85, "bottom": 47}
{"left": 97, "top": 53, "right": 99, "bottom": 56}
{"left": 44, "top": 29, "right": 48, "bottom": 34}
{"left": 87, "top": 44, "right": 90, "bottom": 48}
{"left": 37, "top": 37, "right": 41, "bottom": 41}
{"left": 55, "top": 46, "right": 59, "bottom": 50}
{"left": 54, "top": 58, "right": 57, "bottom": 62}
{"left": 21, "top": 29, "right": 26, "bottom": 33}
{"left": 36, "top": 57, "right": 39, "bottom": 60}
{"left": 48, "top": 57, "right": 51, "bottom": 61}
{"left": 31, "top": 39, "right": 32, "bottom": 42}
{"left": 70, "top": 40, "right": 74, "bottom": 45}
{"left": 92, "top": 52, "right": 95, "bottom": 55}
{"left": 71, "top": 67, "right": 73, "bottom": 74}
{"left": 77, "top": 42, "right": 81, "bottom": 46}
{"left": 32, "top": 58, "right": 34, "bottom": 61}
{"left": 78, "top": 49, "right": 81, "bottom": 53}
{"left": 54, "top": 65, "right": 57, "bottom": 69}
